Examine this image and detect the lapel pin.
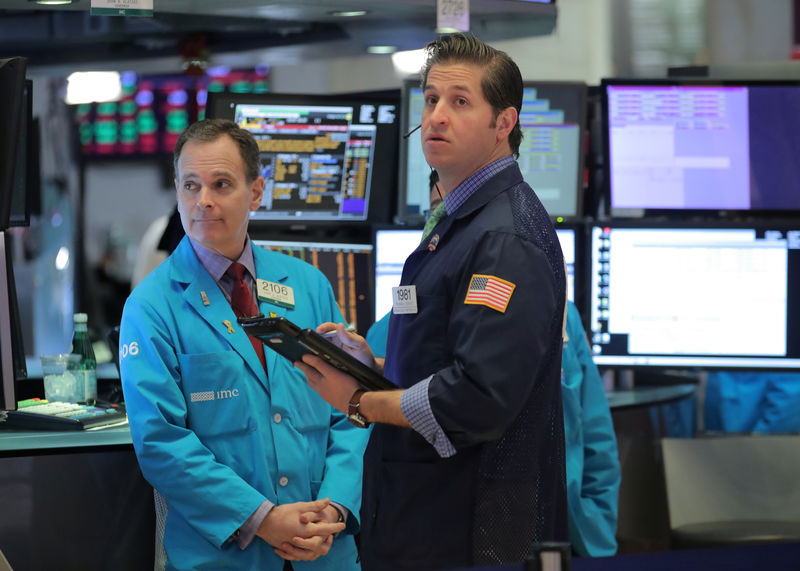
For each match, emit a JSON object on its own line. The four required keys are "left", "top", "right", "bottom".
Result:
{"left": 201, "top": 291, "right": 210, "bottom": 306}
{"left": 222, "top": 320, "right": 235, "bottom": 334}
{"left": 428, "top": 234, "right": 440, "bottom": 252}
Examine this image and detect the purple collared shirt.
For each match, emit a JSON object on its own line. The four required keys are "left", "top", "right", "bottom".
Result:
{"left": 399, "top": 155, "right": 515, "bottom": 459}
{"left": 442, "top": 154, "right": 515, "bottom": 216}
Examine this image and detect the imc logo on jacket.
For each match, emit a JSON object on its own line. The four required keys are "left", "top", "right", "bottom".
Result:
{"left": 190, "top": 389, "right": 240, "bottom": 402}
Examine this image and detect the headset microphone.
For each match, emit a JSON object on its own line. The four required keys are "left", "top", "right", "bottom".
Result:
{"left": 403, "top": 124, "right": 422, "bottom": 139}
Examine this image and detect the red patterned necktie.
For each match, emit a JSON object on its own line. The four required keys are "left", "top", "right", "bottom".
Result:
{"left": 226, "top": 262, "right": 266, "bottom": 370}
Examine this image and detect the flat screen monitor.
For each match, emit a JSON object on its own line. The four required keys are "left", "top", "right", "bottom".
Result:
{"left": 555, "top": 224, "right": 579, "bottom": 306}
{"left": 398, "top": 79, "right": 586, "bottom": 223}
{"left": 8, "top": 79, "right": 33, "bottom": 227}
{"left": 373, "top": 225, "right": 579, "bottom": 321}
{"left": 373, "top": 227, "right": 423, "bottom": 320}
{"left": 1, "top": 232, "right": 27, "bottom": 411}
{"left": 251, "top": 238, "right": 374, "bottom": 336}
{"left": 603, "top": 79, "right": 800, "bottom": 215}
{"left": 206, "top": 91, "right": 399, "bottom": 224}
{"left": 0, "top": 57, "right": 27, "bottom": 231}
{"left": 589, "top": 221, "right": 800, "bottom": 370}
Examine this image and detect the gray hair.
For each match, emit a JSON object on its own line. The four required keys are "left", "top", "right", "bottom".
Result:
{"left": 173, "top": 118, "right": 261, "bottom": 182}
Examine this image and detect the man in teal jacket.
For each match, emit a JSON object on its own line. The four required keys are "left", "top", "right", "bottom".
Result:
{"left": 560, "top": 301, "right": 620, "bottom": 557}
{"left": 120, "top": 119, "right": 369, "bottom": 570}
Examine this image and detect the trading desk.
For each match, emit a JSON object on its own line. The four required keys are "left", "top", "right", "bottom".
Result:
{"left": 0, "top": 422, "right": 154, "bottom": 571}
{"left": 0, "top": 379, "right": 695, "bottom": 570}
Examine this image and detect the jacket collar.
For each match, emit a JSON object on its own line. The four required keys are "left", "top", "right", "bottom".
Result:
{"left": 169, "top": 236, "right": 293, "bottom": 390}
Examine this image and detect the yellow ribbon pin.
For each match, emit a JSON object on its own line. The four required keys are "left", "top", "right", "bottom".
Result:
{"left": 223, "top": 320, "right": 235, "bottom": 334}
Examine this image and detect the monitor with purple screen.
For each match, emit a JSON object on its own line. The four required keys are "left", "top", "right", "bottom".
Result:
{"left": 602, "top": 79, "right": 800, "bottom": 214}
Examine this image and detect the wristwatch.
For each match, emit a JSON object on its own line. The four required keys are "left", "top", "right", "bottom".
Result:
{"left": 346, "top": 389, "right": 369, "bottom": 428}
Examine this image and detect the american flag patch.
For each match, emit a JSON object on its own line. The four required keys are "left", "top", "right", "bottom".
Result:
{"left": 464, "top": 274, "right": 515, "bottom": 313}
{"left": 190, "top": 391, "right": 215, "bottom": 402}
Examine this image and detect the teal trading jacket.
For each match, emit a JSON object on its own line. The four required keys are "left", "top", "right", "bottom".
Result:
{"left": 561, "top": 301, "right": 621, "bottom": 557}
{"left": 120, "top": 236, "right": 369, "bottom": 570}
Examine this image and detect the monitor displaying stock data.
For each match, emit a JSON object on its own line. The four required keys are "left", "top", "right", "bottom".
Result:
{"left": 589, "top": 221, "right": 800, "bottom": 369}
{"left": 207, "top": 91, "right": 399, "bottom": 223}
{"left": 252, "top": 238, "right": 374, "bottom": 336}
{"left": 398, "top": 79, "right": 586, "bottom": 223}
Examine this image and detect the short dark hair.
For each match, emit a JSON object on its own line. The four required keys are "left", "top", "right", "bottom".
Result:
{"left": 173, "top": 118, "right": 261, "bottom": 182}
{"left": 420, "top": 33, "right": 523, "bottom": 157}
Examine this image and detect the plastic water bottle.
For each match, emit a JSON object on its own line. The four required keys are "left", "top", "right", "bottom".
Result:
{"left": 71, "top": 313, "right": 97, "bottom": 403}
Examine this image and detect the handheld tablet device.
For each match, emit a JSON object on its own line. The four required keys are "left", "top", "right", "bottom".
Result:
{"left": 238, "top": 316, "right": 396, "bottom": 391}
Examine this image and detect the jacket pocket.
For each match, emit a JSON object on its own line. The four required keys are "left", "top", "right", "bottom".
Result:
{"left": 178, "top": 350, "right": 255, "bottom": 438}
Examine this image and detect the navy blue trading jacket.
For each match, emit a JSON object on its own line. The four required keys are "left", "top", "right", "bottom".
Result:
{"left": 360, "top": 162, "right": 568, "bottom": 571}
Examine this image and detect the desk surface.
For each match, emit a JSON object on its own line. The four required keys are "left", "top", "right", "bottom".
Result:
{"left": 0, "top": 423, "right": 131, "bottom": 452}
{"left": 607, "top": 384, "right": 696, "bottom": 410}
{"left": 0, "top": 385, "right": 696, "bottom": 453}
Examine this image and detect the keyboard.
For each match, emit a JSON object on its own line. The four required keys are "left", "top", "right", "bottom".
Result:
{"left": 1, "top": 399, "right": 128, "bottom": 431}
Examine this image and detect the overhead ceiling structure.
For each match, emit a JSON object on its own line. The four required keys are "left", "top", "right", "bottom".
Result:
{"left": 0, "top": 0, "right": 557, "bottom": 68}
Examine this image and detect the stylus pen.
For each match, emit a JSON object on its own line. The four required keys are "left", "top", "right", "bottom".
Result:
{"left": 322, "top": 326, "right": 356, "bottom": 338}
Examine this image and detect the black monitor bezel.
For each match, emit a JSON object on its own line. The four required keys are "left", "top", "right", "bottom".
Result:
{"left": 0, "top": 231, "right": 27, "bottom": 411}
{"left": 587, "top": 218, "right": 800, "bottom": 371}
{"left": 8, "top": 79, "right": 33, "bottom": 228}
{"left": 0, "top": 57, "right": 27, "bottom": 232}
{"left": 205, "top": 90, "right": 399, "bottom": 228}
{"left": 396, "top": 78, "right": 588, "bottom": 224}
{"left": 601, "top": 77, "right": 800, "bottom": 219}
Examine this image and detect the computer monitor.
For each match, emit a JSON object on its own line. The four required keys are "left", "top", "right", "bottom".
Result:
{"left": 1, "top": 232, "right": 27, "bottom": 411}
{"left": 206, "top": 91, "right": 399, "bottom": 224}
{"left": 554, "top": 224, "right": 580, "bottom": 306}
{"left": 588, "top": 221, "right": 800, "bottom": 369}
{"left": 373, "top": 227, "right": 423, "bottom": 320}
{"left": 373, "top": 225, "right": 579, "bottom": 321}
{"left": 602, "top": 78, "right": 800, "bottom": 215}
{"left": 397, "top": 79, "right": 587, "bottom": 223}
{"left": 251, "top": 238, "right": 374, "bottom": 336}
{"left": 0, "top": 57, "right": 27, "bottom": 231}
{"left": 8, "top": 79, "right": 33, "bottom": 227}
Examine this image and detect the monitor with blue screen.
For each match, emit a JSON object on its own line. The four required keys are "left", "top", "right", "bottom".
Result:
{"left": 398, "top": 79, "right": 586, "bottom": 223}
{"left": 589, "top": 221, "right": 800, "bottom": 369}
{"left": 603, "top": 79, "right": 800, "bottom": 214}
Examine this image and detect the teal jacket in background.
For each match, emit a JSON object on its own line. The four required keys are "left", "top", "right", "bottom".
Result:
{"left": 121, "top": 237, "right": 369, "bottom": 570}
{"left": 561, "top": 301, "right": 620, "bottom": 557}
{"left": 366, "top": 301, "right": 621, "bottom": 557}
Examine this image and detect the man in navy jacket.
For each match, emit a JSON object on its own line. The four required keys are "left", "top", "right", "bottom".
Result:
{"left": 298, "top": 33, "right": 567, "bottom": 570}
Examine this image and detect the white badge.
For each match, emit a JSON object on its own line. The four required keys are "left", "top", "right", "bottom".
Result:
{"left": 257, "top": 279, "right": 295, "bottom": 309}
{"left": 392, "top": 285, "right": 418, "bottom": 315}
